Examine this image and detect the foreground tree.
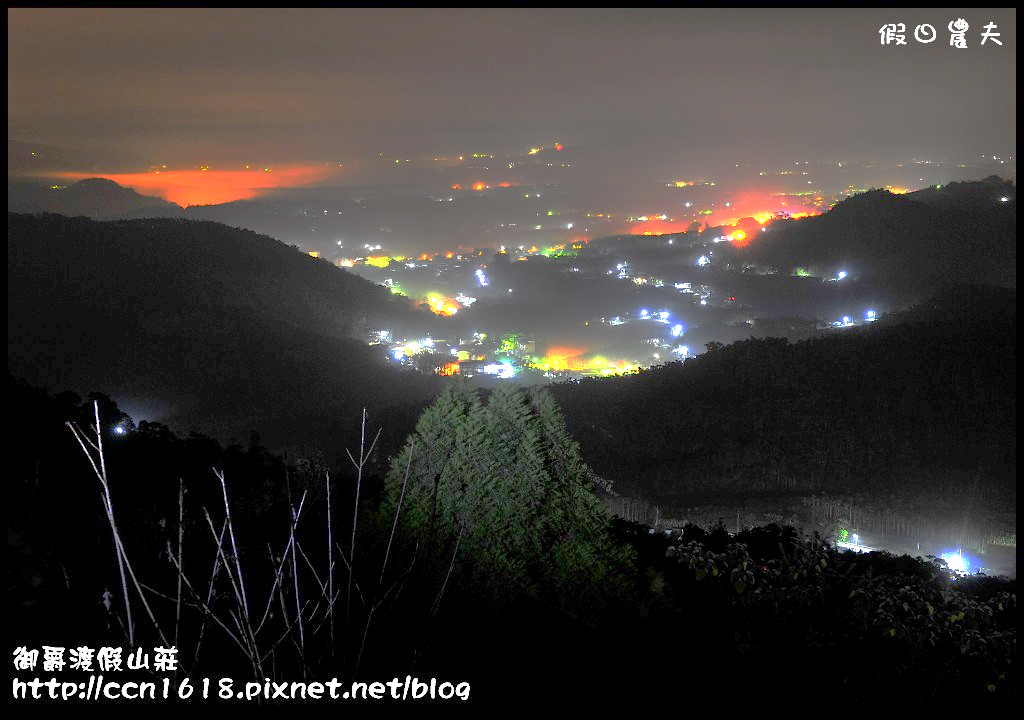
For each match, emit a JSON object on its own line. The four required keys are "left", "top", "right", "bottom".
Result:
{"left": 382, "top": 381, "right": 634, "bottom": 611}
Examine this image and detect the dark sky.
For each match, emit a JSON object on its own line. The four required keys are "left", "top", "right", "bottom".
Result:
{"left": 8, "top": 7, "right": 1017, "bottom": 175}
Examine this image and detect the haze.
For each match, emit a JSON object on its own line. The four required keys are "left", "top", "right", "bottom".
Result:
{"left": 9, "top": 8, "right": 1016, "bottom": 191}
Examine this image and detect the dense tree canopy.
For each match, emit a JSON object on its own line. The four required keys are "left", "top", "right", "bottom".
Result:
{"left": 382, "top": 381, "right": 634, "bottom": 608}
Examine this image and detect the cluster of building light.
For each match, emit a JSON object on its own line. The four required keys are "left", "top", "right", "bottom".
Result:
{"left": 427, "top": 296, "right": 459, "bottom": 315}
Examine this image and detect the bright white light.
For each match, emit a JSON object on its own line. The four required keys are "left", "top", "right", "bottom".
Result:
{"left": 842, "top": 316, "right": 851, "bottom": 325}
{"left": 640, "top": 309, "right": 649, "bottom": 317}
{"left": 837, "top": 270, "right": 848, "bottom": 280}
{"left": 114, "top": 426, "right": 126, "bottom": 435}
{"left": 672, "top": 324, "right": 683, "bottom": 337}
{"left": 865, "top": 310, "right": 876, "bottom": 321}
{"left": 1000, "top": 196, "right": 1009, "bottom": 202}
{"left": 392, "top": 349, "right": 405, "bottom": 361}
{"left": 697, "top": 255, "right": 710, "bottom": 267}
{"left": 700, "top": 299, "right": 707, "bottom": 305}
{"left": 941, "top": 551, "right": 967, "bottom": 573}
{"left": 659, "top": 311, "right": 669, "bottom": 320}
{"left": 483, "top": 362, "right": 515, "bottom": 379}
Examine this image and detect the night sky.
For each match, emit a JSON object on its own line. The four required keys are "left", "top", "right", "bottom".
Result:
{"left": 9, "top": 7, "right": 1016, "bottom": 181}
{"left": 8, "top": 9, "right": 1015, "bottom": 161}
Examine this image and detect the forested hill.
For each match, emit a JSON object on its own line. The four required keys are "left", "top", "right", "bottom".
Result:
{"left": 732, "top": 176, "right": 1016, "bottom": 286}
{"left": 7, "top": 213, "right": 443, "bottom": 455}
{"left": 7, "top": 178, "right": 186, "bottom": 220}
{"left": 550, "top": 284, "right": 1016, "bottom": 507}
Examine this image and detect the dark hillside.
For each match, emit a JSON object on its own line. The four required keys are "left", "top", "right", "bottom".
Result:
{"left": 7, "top": 213, "right": 443, "bottom": 456}
{"left": 7, "top": 178, "right": 186, "bottom": 220}
{"left": 550, "top": 284, "right": 1016, "bottom": 509}
{"left": 736, "top": 177, "right": 1015, "bottom": 286}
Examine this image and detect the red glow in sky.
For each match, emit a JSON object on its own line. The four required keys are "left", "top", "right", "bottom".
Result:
{"left": 618, "top": 188, "right": 825, "bottom": 242}
{"left": 544, "top": 346, "right": 587, "bottom": 362}
{"left": 51, "top": 165, "right": 338, "bottom": 207}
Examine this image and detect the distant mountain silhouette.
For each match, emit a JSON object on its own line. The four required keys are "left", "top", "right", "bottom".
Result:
{"left": 8, "top": 178, "right": 186, "bottom": 220}
{"left": 7, "top": 213, "right": 443, "bottom": 456}
{"left": 733, "top": 177, "right": 1016, "bottom": 287}
{"left": 906, "top": 175, "right": 1017, "bottom": 212}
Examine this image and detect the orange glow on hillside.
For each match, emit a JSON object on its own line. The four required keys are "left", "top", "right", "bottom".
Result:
{"left": 52, "top": 165, "right": 337, "bottom": 207}
{"left": 425, "top": 295, "right": 459, "bottom": 316}
{"left": 472, "top": 182, "right": 486, "bottom": 191}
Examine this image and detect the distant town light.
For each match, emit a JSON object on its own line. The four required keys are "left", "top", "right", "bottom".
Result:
{"left": 941, "top": 550, "right": 967, "bottom": 573}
